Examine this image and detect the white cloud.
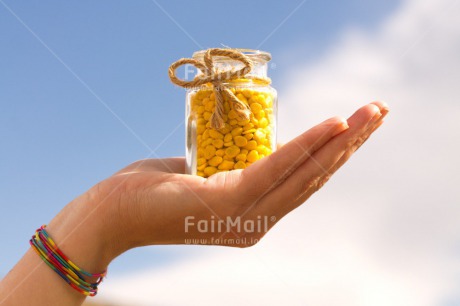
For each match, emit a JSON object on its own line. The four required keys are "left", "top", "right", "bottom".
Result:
{"left": 94, "top": 0, "right": 460, "bottom": 305}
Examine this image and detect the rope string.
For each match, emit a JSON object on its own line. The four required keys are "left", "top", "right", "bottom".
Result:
{"left": 169, "top": 48, "right": 271, "bottom": 129}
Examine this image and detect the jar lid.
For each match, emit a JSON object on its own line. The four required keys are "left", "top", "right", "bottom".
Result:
{"left": 192, "top": 48, "right": 271, "bottom": 63}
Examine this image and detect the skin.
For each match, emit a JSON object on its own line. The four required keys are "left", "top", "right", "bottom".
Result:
{"left": 0, "top": 102, "right": 388, "bottom": 306}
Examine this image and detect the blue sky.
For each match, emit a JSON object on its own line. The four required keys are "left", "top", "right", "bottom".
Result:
{"left": 6, "top": 1, "right": 460, "bottom": 305}
{"left": 0, "top": 0, "right": 401, "bottom": 277}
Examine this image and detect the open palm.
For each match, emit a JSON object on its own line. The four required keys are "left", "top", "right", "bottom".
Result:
{"left": 95, "top": 102, "right": 388, "bottom": 253}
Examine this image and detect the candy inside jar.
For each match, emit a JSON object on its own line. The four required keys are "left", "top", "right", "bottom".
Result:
{"left": 190, "top": 86, "right": 275, "bottom": 177}
{"left": 169, "top": 48, "right": 277, "bottom": 177}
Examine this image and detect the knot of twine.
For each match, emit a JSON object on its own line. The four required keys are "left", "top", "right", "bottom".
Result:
{"left": 168, "top": 48, "right": 271, "bottom": 129}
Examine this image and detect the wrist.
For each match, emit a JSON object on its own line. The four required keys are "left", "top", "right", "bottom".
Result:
{"left": 45, "top": 189, "right": 120, "bottom": 275}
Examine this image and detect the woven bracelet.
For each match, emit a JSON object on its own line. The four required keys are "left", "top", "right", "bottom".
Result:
{"left": 29, "top": 224, "right": 107, "bottom": 296}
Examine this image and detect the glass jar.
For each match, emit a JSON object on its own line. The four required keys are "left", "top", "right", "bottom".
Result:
{"left": 185, "top": 49, "right": 277, "bottom": 177}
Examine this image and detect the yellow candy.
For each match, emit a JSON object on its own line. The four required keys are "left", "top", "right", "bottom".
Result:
{"left": 254, "top": 129, "right": 266, "bottom": 143}
{"left": 250, "top": 103, "right": 263, "bottom": 114}
{"left": 204, "top": 166, "right": 218, "bottom": 176}
{"left": 265, "top": 96, "right": 273, "bottom": 107}
{"left": 258, "top": 96, "right": 269, "bottom": 108}
{"left": 234, "top": 136, "right": 248, "bottom": 147}
{"left": 234, "top": 161, "right": 246, "bottom": 169}
{"left": 196, "top": 90, "right": 209, "bottom": 100}
{"left": 228, "top": 109, "right": 238, "bottom": 119}
{"left": 242, "top": 128, "right": 256, "bottom": 135}
{"left": 197, "top": 124, "right": 206, "bottom": 134}
{"left": 247, "top": 150, "right": 259, "bottom": 163}
{"left": 197, "top": 147, "right": 204, "bottom": 158}
{"left": 237, "top": 119, "right": 250, "bottom": 126}
{"left": 218, "top": 160, "right": 235, "bottom": 170}
{"left": 196, "top": 106, "right": 205, "bottom": 115}
{"left": 257, "top": 145, "right": 266, "bottom": 154}
{"left": 244, "top": 133, "right": 253, "bottom": 140}
{"left": 216, "top": 149, "right": 225, "bottom": 157}
{"left": 236, "top": 93, "right": 248, "bottom": 105}
{"left": 197, "top": 163, "right": 207, "bottom": 171}
{"left": 259, "top": 117, "right": 268, "bottom": 128}
{"left": 204, "top": 100, "right": 214, "bottom": 112}
{"left": 224, "top": 133, "right": 232, "bottom": 142}
{"left": 244, "top": 140, "right": 258, "bottom": 150}
{"left": 236, "top": 153, "right": 247, "bottom": 162}
{"left": 231, "top": 127, "right": 243, "bottom": 137}
{"left": 242, "top": 89, "right": 253, "bottom": 98}
{"left": 256, "top": 110, "right": 266, "bottom": 120}
{"left": 192, "top": 87, "right": 275, "bottom": 177}
{"left": 212, "top": 139, "right": 224, "bottom": 148}
{"left": 200, "top": 138, "right": 212, "bottom": 148}
{"left": 203, "top": 111, "right": 212, "bottom": 121}
{"left": 225, "top": 145, "right": 240, "bottom": 158}
{"left": 209, "top": 129, "right": 224, "bottom": 139}
{"left": 204, "top": 145, "right": 216, "bottom": 159}
{"left": 208, "top": 156, "right": 223, "bottom": 167}
{"left": 219, "top": 123, "right": 231, "bottom": 134}
{"left": 202, "top": 129, "right": 209, "bottom": 140}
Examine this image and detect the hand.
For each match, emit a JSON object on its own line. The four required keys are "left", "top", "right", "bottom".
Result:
{"left": 0, "top": 102, "right": 388, "bottom": 306}
{"left": 91, "top": 102, "right": 388, "bottom": 260}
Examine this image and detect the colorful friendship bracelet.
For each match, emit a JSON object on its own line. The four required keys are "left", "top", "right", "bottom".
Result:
{"left": 29, "top": 225, "right": 107, "bottom": 297}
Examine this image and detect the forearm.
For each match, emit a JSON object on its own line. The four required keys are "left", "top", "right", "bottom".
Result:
{"left": 0, "top": 191, "right": 118, "bottom": 306}
{"left": 0, "top": 173, "right": 205, "bottom": 305}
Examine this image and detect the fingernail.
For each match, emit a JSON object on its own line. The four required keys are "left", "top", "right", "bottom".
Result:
{"left": 370, "top": 103, "right": 381, "bottom": 115}
{"left": 381, "top": 105, "right": 390, "bottom": 117}
{"left": 378, "top": 101, "right": 390, "bottom": 116}
{"left": 368, "top": 105, "right": 382, "bottom": 125}
{"left": 332, "top": 117, "right": 349, "bottom": 136}
{"left": 329, "top": 116, "right": 349, "bottom": 136}
{"left": 338, "top": 117, "right": 349, "bottom": 129}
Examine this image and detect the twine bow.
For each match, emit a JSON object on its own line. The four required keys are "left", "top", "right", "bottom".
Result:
{"left": 168, "top": 48, "right": 270, "bottom": 129}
